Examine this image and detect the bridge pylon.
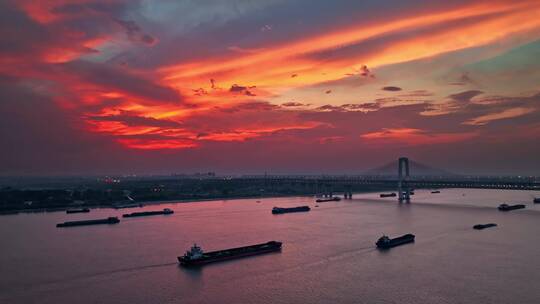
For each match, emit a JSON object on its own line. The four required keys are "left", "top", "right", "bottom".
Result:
{"left": 398, "top": 157, "right": 411, "bottom": 203}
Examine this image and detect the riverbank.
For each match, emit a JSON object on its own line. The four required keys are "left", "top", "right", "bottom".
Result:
{"left": 0, "top": 189, "right": 390, "bottom": 215}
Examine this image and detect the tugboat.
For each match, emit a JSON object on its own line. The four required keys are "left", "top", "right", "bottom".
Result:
{"left": 123, "top": 208, "right": 174, "bottom": 218}
{"left": 473, "top": 223, "right": 497, "bottom": 230}
{"left": 57, "top": 217, "right": 120, "bottom": 227}
{"left": 376, "top": 234, "right": 415, "bottom": 249}
{"left": 534, "top": 197, "right": 540, "bottom": 204}
{"left": 272, "top": 206, "right": 310, "bottom": 214}
{"left": 66, "top": 208, "right": 90, "bottom": 214}
{"left": 316, "top": 197, "right": 341, "bottom": 202}
{"left": 380, "top": 193, "right": 397, "bottom": 198}
{"left": 498, "top": 204, "right": 525, "bottom": 211}
{"left": 178, "top": 241, "right": 282, "bottom": 266}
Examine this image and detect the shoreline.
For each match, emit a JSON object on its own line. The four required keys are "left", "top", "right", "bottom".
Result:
{"left": 0, "top": 193, "right": 317, "bottom": 215}
{"left": 0, "top": 190, "right": 391, "bottom": 215}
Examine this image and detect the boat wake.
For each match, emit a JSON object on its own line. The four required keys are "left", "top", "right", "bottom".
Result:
{"left": 14, "top": 262, "right": 178, "bottom": 292}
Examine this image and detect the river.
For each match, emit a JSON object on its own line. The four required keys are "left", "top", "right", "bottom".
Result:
{"left": 1, "top": 188, "right": 539, "bottom": 303}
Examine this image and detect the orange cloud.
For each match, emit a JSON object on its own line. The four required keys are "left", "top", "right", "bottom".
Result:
{"left": 160, "top": 1, "right": 540, "bottom": 92}
{"left": 463, "top": 107, "right": 536, "bottom": 125}
{"left": 6, "top": 0, "right": 539, "bottom": 152}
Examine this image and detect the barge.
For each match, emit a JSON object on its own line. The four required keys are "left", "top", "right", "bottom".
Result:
{"left": 123, "top": 208, "right": 174, "bottom": 218}
{"left": 376, "top": 234, "right": 415, "bottom": 249}
{"left": 66, "top": 208, "right": 90, "bottom": 214}
{"left": 498, "top": 204, "right": 525, "bottom": 211}
{"left": 473, "top": 223, "right": 497, "bottom": 230}
{"left": 56, "top": 217, "right": 120, "bottom": 227}
{"left": 178, "top": 241, "right": 282, "bottom": 266}
{"left": 316, "top": 197, "right": 341, "bottom": 202}
{"left": 272, "top": 206, "right": 310, "bottom": 214}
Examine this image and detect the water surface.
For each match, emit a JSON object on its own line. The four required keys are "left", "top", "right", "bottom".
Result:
{"left": 1, "top": 189, "right": 539, "bottom": 304}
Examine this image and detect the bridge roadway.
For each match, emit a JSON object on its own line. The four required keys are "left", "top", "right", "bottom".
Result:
{"left": 213, "top": 175, "right": 540, "bottom": 192}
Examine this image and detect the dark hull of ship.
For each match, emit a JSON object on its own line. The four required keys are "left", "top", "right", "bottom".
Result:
{"left": 123, "top": 210, "right": 173, "bottom": 217}
{"left": 498, "top": 204, "right": 525, "bottom": 211}
{"left": 473, "top": 223, "right": 497, "bottom": 230}
{"left": 316, "top": 198, "right": 340, "bottom": 202}
{"left": 376, "top": 234, "right": 415, "bottom": 249}
{"left": 57, "top": 217, "right": 120, "bottom": 227}
{"left": 113, "top": 203, "right": 143, "bottom": 209}
{"left": 66, "top": 208, "right": 90, "bottom": 214}
{"left": 272, "top": 206, "right": 310, "bottom": 214}
{"left": 178, "top": 241, "right": 282, "bottom": 266}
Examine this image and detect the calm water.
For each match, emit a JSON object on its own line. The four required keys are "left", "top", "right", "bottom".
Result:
{"left": 1, "top": 189, "right": 540, "bottom": 304}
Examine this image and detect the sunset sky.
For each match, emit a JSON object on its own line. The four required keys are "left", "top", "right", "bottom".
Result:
{"left": 1, "top": 0, "right": 540, "bottom": 175}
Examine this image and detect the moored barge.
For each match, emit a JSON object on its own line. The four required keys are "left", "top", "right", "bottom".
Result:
{"left": 316, "top": 197, "right": 341, "bottom": 202}
{"left": 123, "top": 208, "right": 174, "bottom": 218}
{"left": 66, "top": 208, "right": 90, "bottom": 214}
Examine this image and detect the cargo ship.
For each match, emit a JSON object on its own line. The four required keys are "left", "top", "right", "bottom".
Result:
{"left": 66, "top": 208, "right": 90, "bottom": 214}
{"left": 534, "top": 197, "right": 540, "bottom": 203}
{"left": 316, "top": 197, "right": 341, "bottom": 202}
{"left": 178, "top": 241, "right": 282, "bottom": 266}
{"left": 56, "top": 217, "right": 120, "bottom": 227}
{"left": 380, "top": 193, "right": 396, "bottom": 198}
{"left": 376, "top": 234, "right": 415, "bottom": 249}
{"left": 498, "top": 204, "right": 525, "bottom": 211}
{"left": 123, "top": 208, "right": 174, "bottom": 218}
{"left": 473, "top": 223, "right": 497, "bottom": 230}
{"left": 272, "top": 206, "right": 310, "bottom": 214}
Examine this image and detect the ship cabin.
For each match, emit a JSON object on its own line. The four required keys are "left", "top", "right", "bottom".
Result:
{"left": 376, "top": 235, "right": 391, "bottom": 246}
{"left": 184, "top": 244, "right": 204, "bottom": 260}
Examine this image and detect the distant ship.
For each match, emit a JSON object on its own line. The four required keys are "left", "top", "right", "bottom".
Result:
{"left": 272, "top": 206, "right": 310, "bottom": 214}
{"left": 380, "top": 193, "right": 396, "bottom": 198}
{"left": 376, "top": 234, "right": 415, "bottom": 249}
{"left": 113, "top": 203, "right": 144, "bottom": 209}
{"left": 123, "top": 208, "right": 173, "bottom": 218}
{"left": 473, "top": 223, "right": 497, "bottom": 230}
{"left": 66, "top": 208, "right": 90, "bottom": 214}
{"left": 498, "top": 204, "right": 525, "bottom": 211}
{"left": 534, "top": 197, "right": 540, "bottom": 203}
{"left": 56, "top": 217, "right": 120, "bottom": 227}
{"left": 178, "top": 241, "right": 282, "bottom": 266}
{"left": 316, "top": 197, "right": 341, "bottom": 202}
{"left": 431, "top": 190, "right": 441, "bottom": 194}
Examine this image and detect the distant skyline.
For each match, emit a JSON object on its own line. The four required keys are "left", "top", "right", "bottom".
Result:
{"left": 1, "top": 0, "right": 540, "bottom": 176}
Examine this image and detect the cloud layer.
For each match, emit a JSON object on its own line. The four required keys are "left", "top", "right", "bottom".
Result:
{"left": 1, "top": 0, "right": 540, "bottom": 175}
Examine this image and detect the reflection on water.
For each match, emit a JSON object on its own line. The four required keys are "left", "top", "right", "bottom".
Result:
{"left": 1, "top": 189, "right": 540, "bottom": 304}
